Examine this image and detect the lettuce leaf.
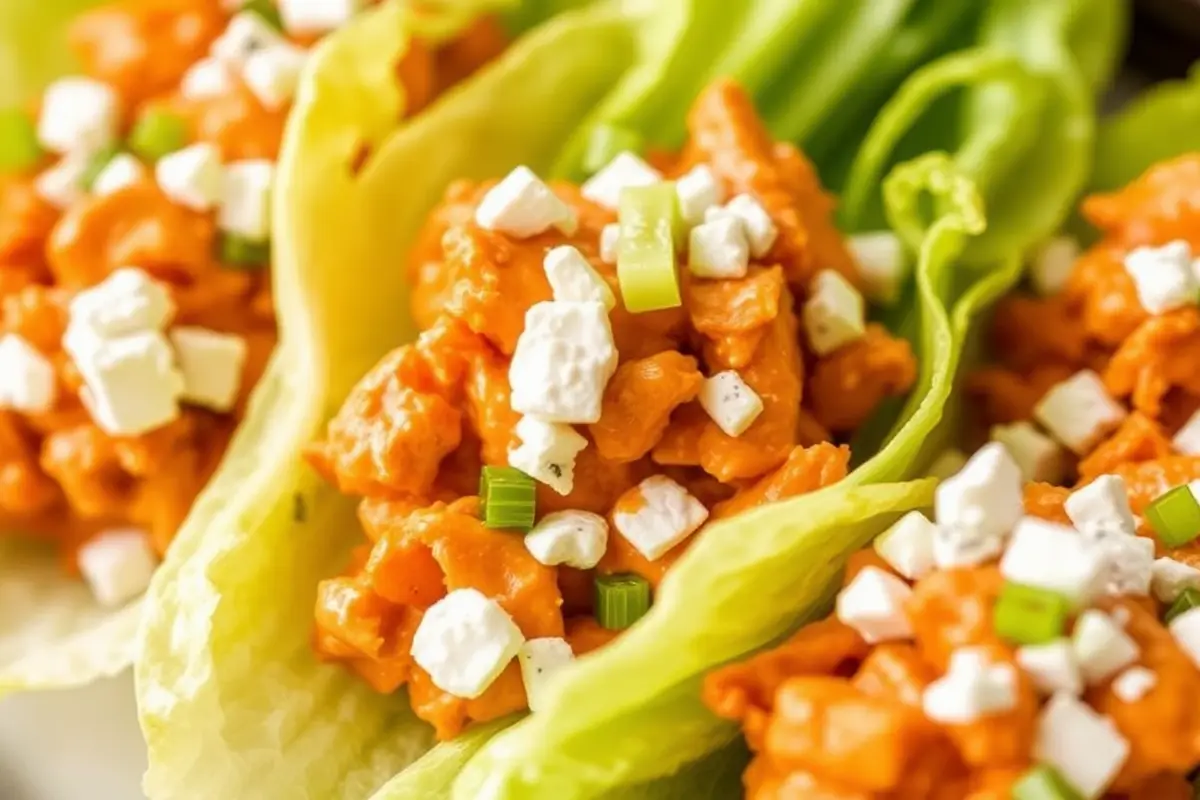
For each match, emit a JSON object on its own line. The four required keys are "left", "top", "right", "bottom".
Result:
{"left": 0, "top": 0, "right": 102, "bottom": 106}
{"left": 136, "top": 3, "right": 639, "bottom": 799}
{"left": 1090, "top": 63, "right": 1200, "bottom": 194}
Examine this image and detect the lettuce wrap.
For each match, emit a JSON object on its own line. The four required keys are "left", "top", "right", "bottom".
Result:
{"left": 0, "top": 0, "right": 523, "bottom": 698}
{"left": 135, "top": 0, "right": 1125, "bottom": 798}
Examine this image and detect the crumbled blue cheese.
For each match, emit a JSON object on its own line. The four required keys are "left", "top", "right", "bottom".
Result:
{"left": 1151, "top": 557, "right": 1200, "bottom": 603}
{"left": 278, "top": 0, "right": 365, "bottom": 36}
{"left": 873, "top": 511, "right": 937, "bottom": 580}
{"left": 507, "top": 415, "right": 589, "bottom": 495}
{"left": 75, "top": 331, "right": 185, "bottom": 437}
{"left": 802, "top": 270, "right": 866, "bottom": 356}
{"left": 688, "top": 217, "right": 750, "bottom": 280}
{"left": 697, "top": 370, "right": 762, "bottom": 436}
{"left": 518, "top": 637, "right": 575, "bottom": 713}
{"left": 543, "top": 246, "right": 616, "bottom": 310}
{"left": 847, "top": 231, "right": 907, "bottom": 305}
{"left": 524, "top": 510, "right": 608, "bottom": 569}
{"left": 66, "top": 268, "right": 175, "bottom": 340}
{"left": 835, "top": 565, "right": 913, "bottom": 643}
{"left": 1017, "top": 639, "right": 1082, "bottom": 696}
{"left": 77, "top": 528, "right": 159, "bottom": 607}
{"left": 612, "top": 475, "right": 708, "bottom": 561}
{"left": 410, "top": 588, "right": 525, "bottom": 699}
{"left": 1034, "top": 693, "right": 1128, "bottom": 799}
{"left": 476, "top": 166, "right": 577, "bottom": 238}
{"left": 1033, "top": 370, "right": 1127, "bottom": 455}
{"left": 1071, "top": 609, "right": 1139, "bottom": 685}
{"left": 170, "top": 326, "right": 248, "bottom": 412}
{"left": 581, "top": 152, "right": 662, "bottom": 211}
{"left": 211, "top": 12, "right": 288, "bottom": 69}
{"left": 999, "top": 518, "right": 1106, "bottom": 606}
{"left": 37, "top": 77, "right": 119, "bottom": 155}
{"left": 219, "top": 160, "right": 275, "bottom": 241}
{"left": 1123, "top": 240, "right": 1198, "bottom": 315}
{"left": 156, "top": 143, "right": 225, "bottom": 212}
{"left": 243, "top": 44, "right": 307, "bottom": 111}
{"left": 508, "top": 301, "right": 618, "bottom": 424}
{"left": 0, "top": 334, "right": 58, "bottom": 414}
{"left": 933, "top": 442, "right": 1024, "bottom": 564}
{"left": 92, "top": 153, "right": 145, "bottom": 197}
{"left": 989, "top": 421, "right": 1064, "bottom": 483}
{"left": 705, "top": 194, "right": 776, "bottom": 258}
{"left": 675, "top": 164, "right": 723, "bottom": 226}
{"left": 922, "top": 648, "right": 1017, "bottom": 724}
{"left": 35, "top": 152, "right": 91, "bottom": 209}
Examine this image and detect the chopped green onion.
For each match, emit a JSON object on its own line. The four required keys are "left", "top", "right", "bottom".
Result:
{"left": 617, "top": 183, "right": 681, "bottom": 313}
{"left": 240, "top": 0, "right": 284, "bottom": 30}
{"left": 595, "top": 573, "right": 651, "bottom": 630}
{"left": 479, "top": 466, "right": 536, "bottom": 531}
{"left": 128, "top": 109, "right": 188, "bottom": 163}
{"left": 1166, "top": 587, "right": 1200, "bottom": 624}
{"left": 1146, "top": 484, "right": 1200, "bottom": 547}
{"left": 582, "top": 124, "right": 643, "bottom": 175}
{"left": 219, "top": 234, "right": 271, "bottom": 268}
{"left": 1011, "top": 764, "right": 1082, "bottom": 800}
{"left": 0, "top": 109, "right": 42, "bottom": 174}
{"left": 994, "top": 582, "right": 1069, "bottom": 645}
{"left": 79, "top": 145, "right": 121, "bottom": 192}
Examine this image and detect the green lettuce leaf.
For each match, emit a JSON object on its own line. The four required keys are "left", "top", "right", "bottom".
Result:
{"left": 1090, "top": 62, "right": 1200, "bottom": 194}
{"left": 0, "top": 0, "right": 102, "bottom": 107}
{"left": 136, "top": 3, "right": 639, "bottom": 799}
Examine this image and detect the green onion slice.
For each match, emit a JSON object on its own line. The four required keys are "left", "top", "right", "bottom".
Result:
{"left": 0, "top": 109, "right": 43, "bottom": 174}
{"left": 219, "top": 234, "right": 271, "bottom": 269}
{"left": 595, "top": 573, "right": 651, "bottom": 630}
{"left": 1011, "top": 764, "right": 1082, "bottom": 800}
{"left": 994, "top": 582, "right": 1069, "bottom": 646}
{"left": 617, "top": 183, "right": 680, "bottom": 313}
{"left": 241, "top": 0, "right": 284, "bottom": 30}
{"left": 1146, "top": 483, "right": 1200, "bottom": 548}
{"left": 128, "top": 109, "right": 188, "bottom": 163}
{"left": 582, "top": 124, "right": 643, "bottom": 176}
{"left": 79, "top": 145, "right": 121, "bottom": 192}
{"left": 1166, "top": 587, "right": 1200, "bottom": 624}
{"left": 479, "top": 466, "right": 536, "bottom": 531}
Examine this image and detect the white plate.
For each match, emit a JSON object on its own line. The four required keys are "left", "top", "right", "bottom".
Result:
{"left": 0, "top": 672, "right": 146, "bottom": 799}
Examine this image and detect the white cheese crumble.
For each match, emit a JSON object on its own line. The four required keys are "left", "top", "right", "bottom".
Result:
{"left": 1111, "top": 666, "right": 1156, "bottom": 703}
{"left": 278, "top": 0, "right": 365, "bottom": 35}
{"left": 180, "top": 58, "right": 233, "bottom": 101}
{"left": 1065, "top": 475, "right": 1138, "bottom": 539}
{"left": 92, "top": 153, "right": 144, "bottom": 197}
{"left": 77, "top": 528, "right": 159, "bottom": 607}
{"left": 999, "top": 518, "right": 1106, "bottom": 606}
{"left": 34, "top": 152, "right": 91, "bottom": 209}
{"left": 1017, "top": 639, "right": 1082, "bottom": 696}
{"left": 1071, "top": 609, "right": 1139, "bottom": 685}
{"left": 581, "top": 151, "right": 662, "bottom": 211}
{"left": 243, "top": 44, "right": 307, "bottom": 111}
{"left": 156, "top": 143, "right": 225, "bottom": 212}
{"left": 75, "top": 331, "right": 186, "bottom": 437}
{"left": 803, "top": 269, "right": 866, "bottom": 357}
{"left": 518, "top": 637, "right": 575, "bottom": 713}
{"left": 37, "top": 77, "right": 119, "bottom": 155}
{"left": 697, "top": 370, "right": 763, "bottom": 437}
{"left": 543, "top": 246, "right": 616, "bottom": 310}
{"left": 169, "top": 326, "right": 248, "bottom": 412}
{"left": 1172, "top": 406, "right": 1200, "bottom": 455}
{"left": 847, "top": 231, "right": 907, "bottom": 305}
{"left": 66, "top": 268, "right": 175, "bottom": 340}
{"left": 922, "top": 648, "right": 1018, "bottom": 724}
{"left": 211, "top": 12, "right": 287, "bottom": 68}
{"left": 688, "top": 217, "right": 750, "bottom": 280}
{"left": 476, "top": 166, "right": 577, "bottom": 238}
{"left": 1151, "top": 557, "right": 1200, "bottom": 603}
{"left": 612, "top": 475, "right": 708, "bottom": 561}
{"left": 599, "top": 223, "right": 620, "bottom": 265}
{"left": 1033, "top": 370, "right": 1127, "bottom": 454}
{"left": 835, "top": 565, "right": 913, "bottom": 644}
{"left": 934, "top": 442, "right": 1024, "bottom": 553}
{"left": 1030, "top": 236, "right": 1080, "bottom": 297}
{"left": 1123, "top": 239, "right": 1199, "bottom": 315}
{"left": 675, "top": 164, "right": 723, "bottom": 226}
{"left": 410, "top": 588, "right": 524, "bottom": 699}
{"left": 990, "top": 421, "right": 1065, "bottom": 483}
{"left": 508, "top": 301, "right": 618, "bottom": 424}
{"left": 705, "top": 194, "right": 777, "bottom": 258}
{"left": 507, "top": 415, "right": 589, "bottom": 496}
{"left": 873, "top": 511, "right": 937, "bottom": 581}
{"left": 219, "top": 160, "right": 274, "bottom": 241}
{"left": 1034, "top": 693, "right": 1128, "bottom": 799}
{"left": 0, "top": 334, "right": 57, "bottom": 414}
{"left": 524, "top": 510, "right": 609, "bottom": 569}
{"left": 1169, "top": 606, "right": 1200, "bottom": 670}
